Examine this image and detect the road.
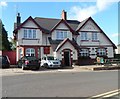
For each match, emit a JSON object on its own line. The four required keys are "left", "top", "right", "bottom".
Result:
{"left": 2, "top": 70, "right": 118, "bottom": 97}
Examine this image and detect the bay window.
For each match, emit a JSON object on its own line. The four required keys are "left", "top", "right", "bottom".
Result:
{"left": 23, "top": 29, "right": 36, "bottom": 39}
{"left": 80, "top": 49, "right": 89, "bottom": 57}
{"left": 97, "top": 48, "right": 106, "bottom": 56}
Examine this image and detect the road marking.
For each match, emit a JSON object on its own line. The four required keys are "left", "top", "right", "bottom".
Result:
{"left": 103, "top": 90, "right": 120, "bottom": 97}
{"left": 88, "top": 89, "right": 120, "bottom": 99}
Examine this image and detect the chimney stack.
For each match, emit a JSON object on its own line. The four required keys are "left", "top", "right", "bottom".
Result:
{"left": 17, "top": 13, "right": 21, "bottom": 27}
{"left": 61, "top": 10, "right": 67, "bottom": 20}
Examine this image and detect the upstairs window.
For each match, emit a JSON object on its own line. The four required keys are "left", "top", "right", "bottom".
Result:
{"left": 56, "top": 30, "right": 68, "bottom": 40}
{"left": 23, "top": 29, "right": 36, "bottom": 39}
{"left": 92, "top": 33, "right": 98, "bottom": 40}
{"left": 97, "top": 48, "right": 106, "bottom": 56}
{"left": 81, "top": 32, "right": 88, "bottom": 40}
{"left": 80, "top": 49, "right": 89, "bottom": 57}
{"left": 33, "top": 30, "right": 36, "bottom": 39}
{"left": 28, "top": 29, "right": 32, "bottom": 38}
{"left": 23, "top": 29, "right": 27, "bottom": 38}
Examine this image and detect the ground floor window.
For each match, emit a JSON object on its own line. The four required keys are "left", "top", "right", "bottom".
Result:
{"left": 79, "top": 49, "right": 89, "bottom": 57}
{"left": 97, "top": 48, "right": 106, "bottom": 56}
{"left": 26, "top": 48, "right": 35, "bottom": 56}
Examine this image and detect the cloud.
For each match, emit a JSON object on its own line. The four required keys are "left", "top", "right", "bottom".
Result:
{"left": 68, "top": 0, "right": 116, "bottom": 21}
{"left": 111, "top": 33, "right": 120, "bottom": 38}
{"left": 0, "top": 1, "right": 7, "bottom": 7}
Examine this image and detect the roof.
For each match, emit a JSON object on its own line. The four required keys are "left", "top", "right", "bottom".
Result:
{"left": 34, "top": 17, "right": 80, "bottom": 34}
{"left": 55, "top": 38, "right": 79, "bottom": 52}
{"left": 76, "top": 17, "right": 89, "bottom": 31}
{"left": 13, "top": 16, "right": 116, "bottom": 49}
{"left": 48, "top": 37, "right": 63, "bottom": 51}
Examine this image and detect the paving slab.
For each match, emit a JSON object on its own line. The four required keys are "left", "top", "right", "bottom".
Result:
{"left": 0, "top": 65, "right": 119, "bottom": 76}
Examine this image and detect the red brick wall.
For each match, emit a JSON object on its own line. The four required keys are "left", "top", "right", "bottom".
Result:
{"left": 2, "top": 51, "right": 16, "bottom": 65}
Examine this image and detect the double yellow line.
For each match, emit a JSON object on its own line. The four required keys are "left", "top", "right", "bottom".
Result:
{"left": 88, "top": 89, "right": 120, "bottom": 99}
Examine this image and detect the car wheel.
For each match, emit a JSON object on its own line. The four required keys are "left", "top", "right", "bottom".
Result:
{"left": 35, "top": 66, "right": 40, "bottom": 70}
{"left": 44, "top": 63, "right": 48, "bottom": 68}
{"left": 18, "top": 63, "right": 21, "bottom": 68}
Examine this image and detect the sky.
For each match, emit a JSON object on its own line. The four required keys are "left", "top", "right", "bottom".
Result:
{"left": 0, "top": 0, "right": 119, "bottom": 45}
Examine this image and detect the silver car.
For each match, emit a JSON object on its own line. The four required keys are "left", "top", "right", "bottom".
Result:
{"left": 40, "top": 56, "right": 61, "bottom": 68}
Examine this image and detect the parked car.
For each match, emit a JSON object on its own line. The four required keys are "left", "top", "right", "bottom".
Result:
{"left": 0, "top": 55, "right": 10, "bottom": 68}
{"left": 40, "top": 56, "right": 61, "bottom": 68}
{"left": 17, "top": 56, "right": 40, "bottom": 70}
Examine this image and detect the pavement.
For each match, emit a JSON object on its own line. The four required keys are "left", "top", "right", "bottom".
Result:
{"left": 0, "top": 65, "right": 119, "bottom": 76}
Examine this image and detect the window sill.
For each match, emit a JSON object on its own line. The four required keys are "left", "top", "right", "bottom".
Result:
{"left": 92, "top": 40, "right": 99, "bottom": 42}
{"left": 81, "top": 40, "right": 89, "bottom": 42}
{"left": 22, "top": 38, "right": 39, "bottom": 40}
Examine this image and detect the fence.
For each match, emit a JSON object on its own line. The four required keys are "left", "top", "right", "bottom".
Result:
{"left": 2, "top": 51, "right": 16, "bottom": 65}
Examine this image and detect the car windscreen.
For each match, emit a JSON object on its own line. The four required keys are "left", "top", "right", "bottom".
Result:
{"left": 47, "top": 56, "right": 54, "bottom": 60}
{"left": 2, "top": 56, "right": 7, "bottom": 60}
{"left": 0, "top": 56, "right": 2, "bottom": 59}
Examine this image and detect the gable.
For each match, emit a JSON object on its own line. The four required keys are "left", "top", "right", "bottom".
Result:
{"left": 55, "top": 38, "right": 79, "bottom": 52}
{"left": 51, "top": 19, "right": 77, "bottom": 35}
{"left": 80, "top": 20, "right": 100, "bottom": 32}
{"left": 56, "top": 22, "right": 69, "bottom": 30}
{"left": 22, "top": 20, "right": 39, "bottom": 28}
{"left": 57, "top": 41, "right": 76, "bottom": 51}
{"left": 13, "top": 16, "right": 44, "bottom": 33}
{"left": 76, "top": 17, "right": 117, "bottom": 49}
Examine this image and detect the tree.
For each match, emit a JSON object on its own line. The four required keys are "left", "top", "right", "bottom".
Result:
{"left": 1, "top": 20, "right": 11, "bottom": 51}
{"left": 9, "top": 37, "right": 16, "bottom": 51}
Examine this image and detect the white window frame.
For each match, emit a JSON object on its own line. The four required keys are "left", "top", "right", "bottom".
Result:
{"left": 81, "top": 32, "right": 88, "bottom": 40}
{"left": 80, "top": 49, "right": 89, "bottom": 57}
{"left": 33, "top": 30, "right": 36, "bottom": 39}
{"left": 26, "top": 48, "right": 35, "bottom": 56}
{"left": 97, "top": 48, "right": 106, "bottom": 56}
{"left": 23, "top": 29, "right": 36, "bottom": 39}
{"left": 56, "top": 30, "right": 68, "bottom": 40}
{"left": 23, "top": 29, "right": 27, "bottom": 38}
{"left": 92, "top": 32, "right": 98, "bottom": 40}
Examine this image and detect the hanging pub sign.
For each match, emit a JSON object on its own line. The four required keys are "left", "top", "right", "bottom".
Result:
{"left": 44, "top": 47, "right": 50, "bottom": 54}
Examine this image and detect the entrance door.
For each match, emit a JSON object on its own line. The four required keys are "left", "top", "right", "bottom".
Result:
{"left": 64, "top": 51, "right": 70, "bottom": 66}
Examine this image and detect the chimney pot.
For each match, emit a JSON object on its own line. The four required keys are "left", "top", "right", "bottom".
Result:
{"left": 61, "top": 10, "right": 67, "bottom": 20}
{"left": 17, "top": 13, "right": 21, "bottom": 27}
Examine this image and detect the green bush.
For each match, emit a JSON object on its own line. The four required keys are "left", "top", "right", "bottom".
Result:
{"left": 114, "top": 54, "right": 120, "bottom": 59}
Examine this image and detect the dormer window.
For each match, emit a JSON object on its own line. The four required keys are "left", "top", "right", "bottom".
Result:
{"left": 92, "top": 32, "right": 98, "bottom": 40}
{"left": 81, "top": 32, "right": 88, "bottom": 40}
{"left": 56, "top": 30, "right": 68, "bottom": 40}
{"left": 23, "top": 29, "right": 36, "bottom": 39}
